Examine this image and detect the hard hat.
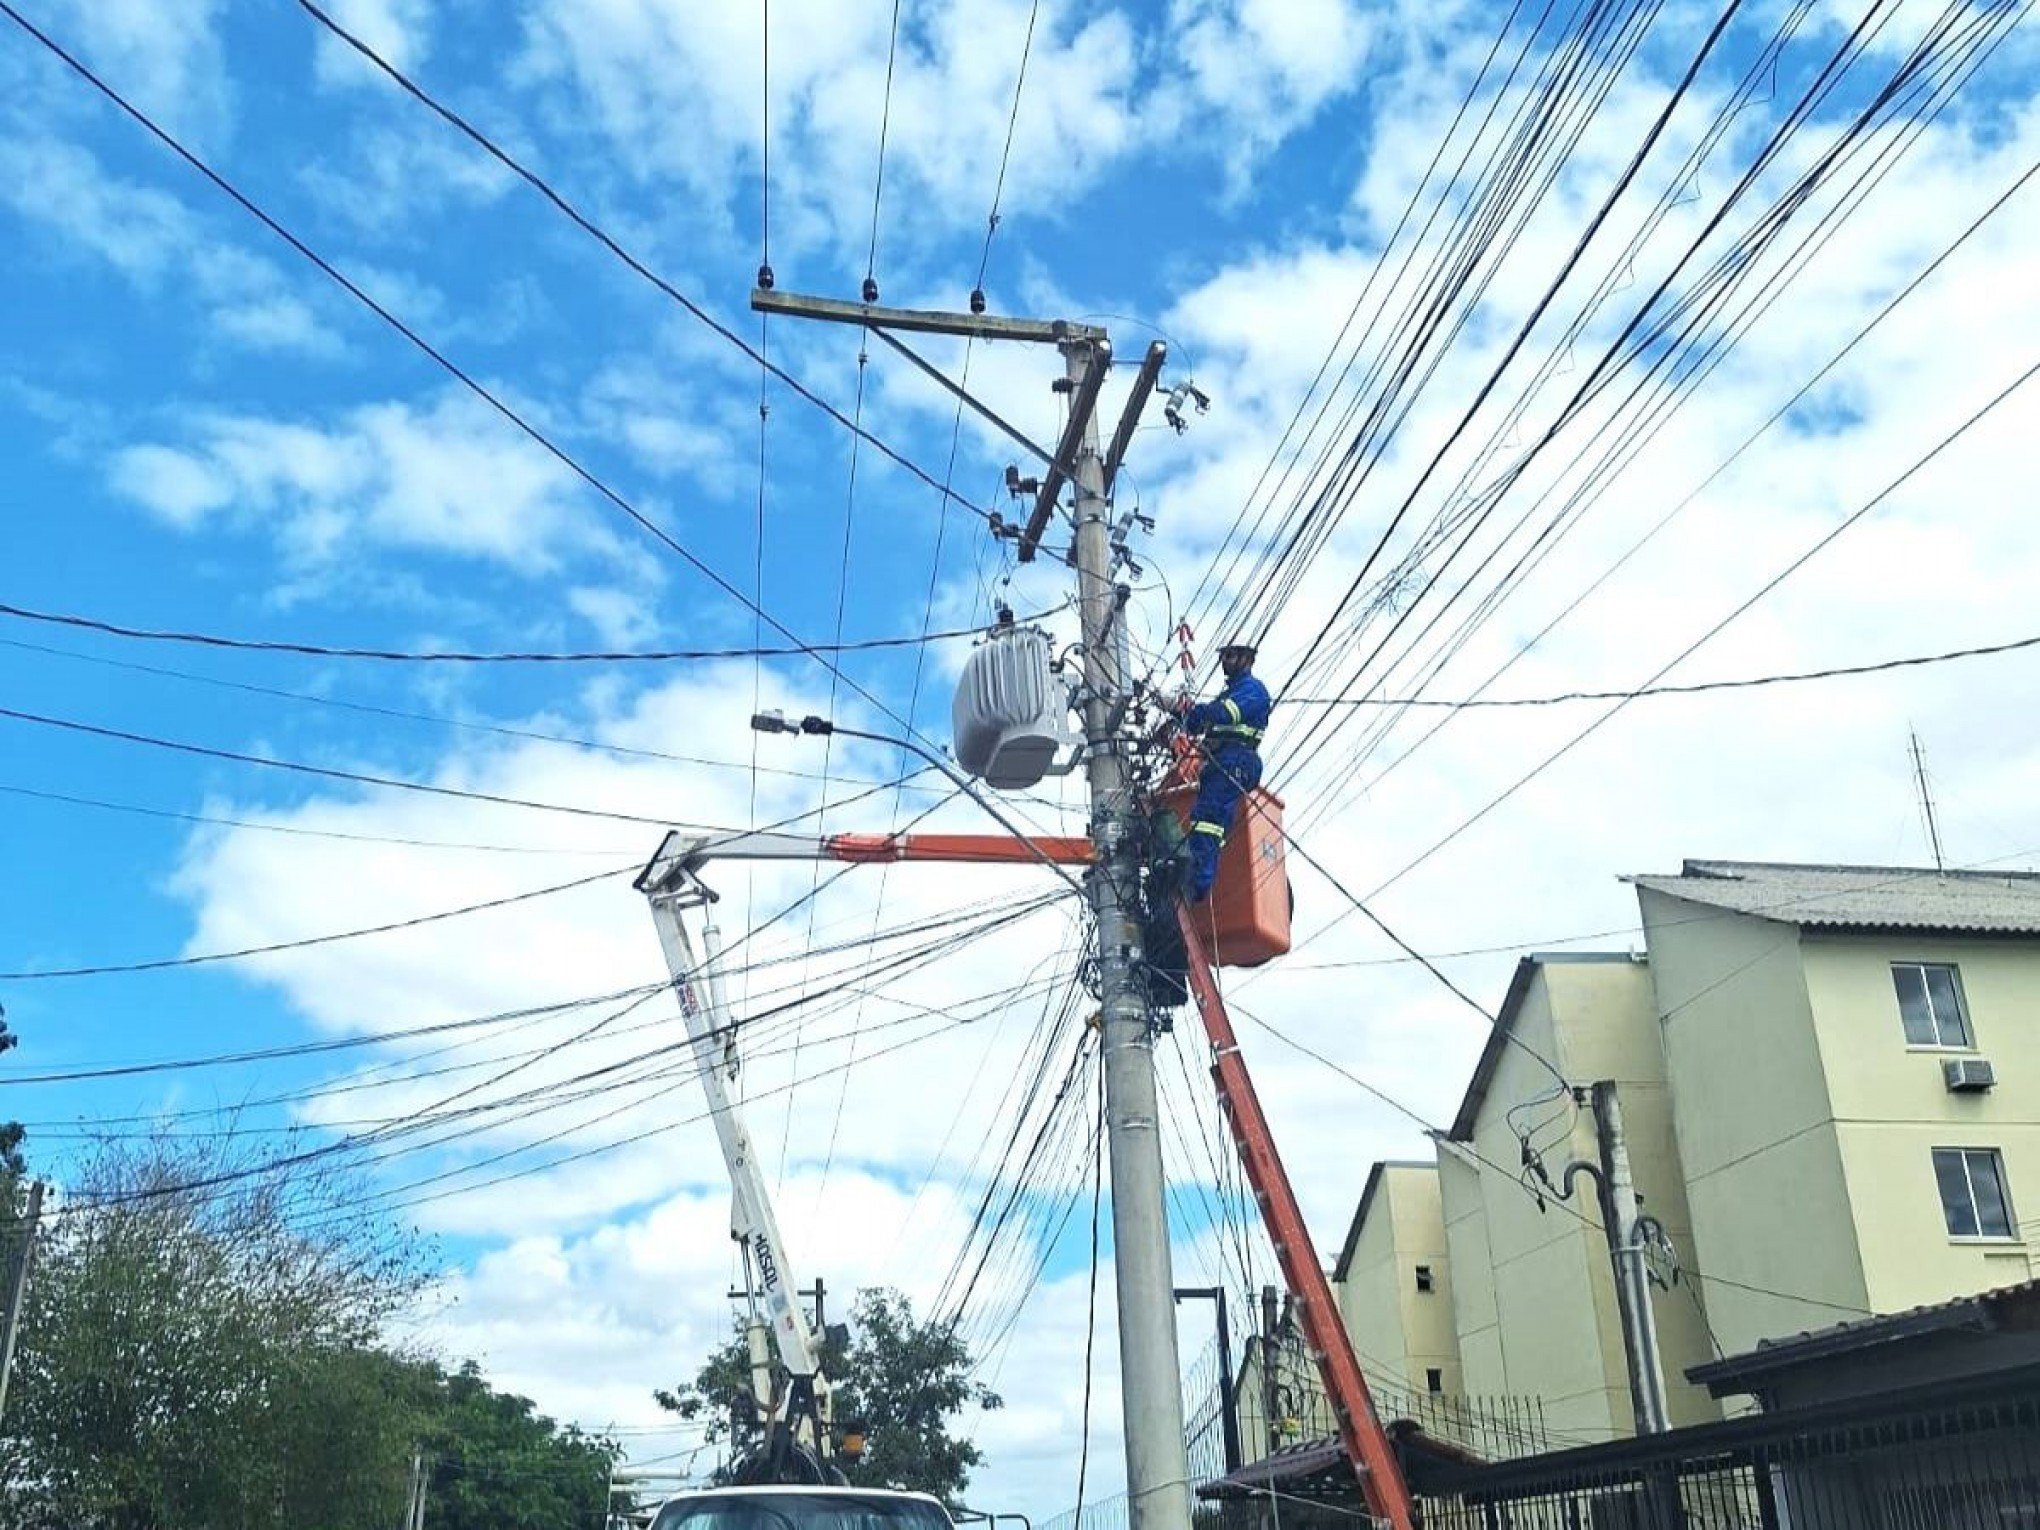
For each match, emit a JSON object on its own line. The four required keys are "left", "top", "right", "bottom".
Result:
{"left": 1219, "top": 639, "right": 1258, "bottom": 660}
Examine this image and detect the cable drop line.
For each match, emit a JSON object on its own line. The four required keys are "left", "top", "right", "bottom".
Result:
{"left": 976, "top": 0, "right": 1040, "bottom": 290}
{"left": 866, "top": 0, "right": 904, "bottom": 285}
{"left": 1073, "top": 1054, "right": 1103, "bottom": 1530}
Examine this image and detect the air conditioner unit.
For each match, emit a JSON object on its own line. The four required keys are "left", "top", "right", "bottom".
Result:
{"left": 1943, "top": 1058, "right": 1996, "bottom": 1093}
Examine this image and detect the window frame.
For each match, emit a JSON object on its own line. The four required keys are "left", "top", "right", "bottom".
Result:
{"left": 1931, "top": 1146, "right": 2018, "bottom": 1243}
{"left": 1892, "top": 961, "right": 1974, "bottom": 1050}
{"left": 1424, "top": 1367, "right": 1444, "bottom": 1395}
{"left": 1414, "top": 1263, "right": 1435, "bottom": 1294}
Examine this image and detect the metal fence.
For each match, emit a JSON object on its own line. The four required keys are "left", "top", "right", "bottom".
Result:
{"left": 1038, "top": 1491, "right": 1129, "bottom": 1530}
{"left": 1251, "top": 1332, "right": 1556, "bottom": 1464}
{"left": 1411, "top": 1366, "right": 2040, "bottom": 1529}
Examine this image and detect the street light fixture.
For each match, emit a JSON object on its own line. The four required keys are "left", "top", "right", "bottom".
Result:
{"left": 749, "top": 712, "right": 1090, "bottom": 898}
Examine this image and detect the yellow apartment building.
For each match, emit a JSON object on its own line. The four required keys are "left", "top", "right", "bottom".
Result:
{"left": 1316, "top": 859, "right": 2040, "bottom": 1454}
{"left": 1629, "top": 859, "right": 2040, "bottom": 1359}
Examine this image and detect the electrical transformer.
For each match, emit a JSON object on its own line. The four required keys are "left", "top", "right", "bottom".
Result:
{"left": 951, "top": 623, "right": 1073, "bottom": 790}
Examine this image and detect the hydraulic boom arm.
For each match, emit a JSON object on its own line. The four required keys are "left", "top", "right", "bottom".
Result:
{"left": 632, "top": 826, "right": 1089, "bottom": 1459}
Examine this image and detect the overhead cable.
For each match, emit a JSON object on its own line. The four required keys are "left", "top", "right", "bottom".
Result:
{"left": 0, "top": 599, "right": 1044, "bottom": 664}
{"left": 1279, "top": 628, "right": 2040, "bottom": 709}
{"left": 0, "top": 702, "right": 929, "bottom": 831}
{"left": 285, "top": 0, "right": 989, "bottom": 524}
{"left": 0, "top": 0, "right": 985, "bottom": 770}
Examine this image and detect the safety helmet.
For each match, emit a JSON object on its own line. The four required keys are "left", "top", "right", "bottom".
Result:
{"left": 1218, "top": 640, "right": 1258, "bottom": 661}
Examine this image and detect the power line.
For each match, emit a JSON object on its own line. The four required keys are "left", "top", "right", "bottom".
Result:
{"left": 0, "top": 599, "right": 1037, "bottom": 664}
{"left": 974, "top": 0, "right": 1041, "bottom": 294}
{"left": 0, "top": 0, "right": 991, "bottom": 778}
{"left": 0, "top": 780, "right": 628, "bottom": 856}
{"left": 285, "top": 0, "right": 991, "bottom": 526}
{"left": 0, "top": 702, "right": 682, "bottom": 827}
{"left": 0, "top": 763, "right": 942, "bottom": 981}
{"left": 0, "top": 982, "right": 663, "bottom": 1084}
{"left": 1279, "top": 627, "right": 2040, "bottom": 710}
{"left": 0, "top": 702, "right": 935, "bottom": 831}
{"left": 1371, "top": 344, "right": 2040, "bottom": 901}
{"left": 0, "top": 864, "right": 632, "bottom": 981}
{"left": 0, "top": 634, "right": 969, "bottom": 795}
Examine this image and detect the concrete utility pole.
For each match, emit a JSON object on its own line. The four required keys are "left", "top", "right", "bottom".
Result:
{"left": 1066, "top": 336, "right": 1194, "bottom": 1530}
{"left": 748, "top": 289, "right": 1189, "bottom": 1530}
{"left": 1575, "top": 1081, "right": 1671, "bottom": 1434}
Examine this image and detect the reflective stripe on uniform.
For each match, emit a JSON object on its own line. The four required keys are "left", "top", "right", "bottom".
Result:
{"left": 1221, "top": 697, "right": 1244, "bottom": 724}
{"left": 1208, "top": 726, "right": 1263, "bottom": 746}
{"left": 1190, "top": 820, "right": 1227, "bottom": 839}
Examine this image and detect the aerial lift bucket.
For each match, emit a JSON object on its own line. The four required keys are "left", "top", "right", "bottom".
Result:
{"left": 1153, "top": 733, "right": 1292, "bottom": 967}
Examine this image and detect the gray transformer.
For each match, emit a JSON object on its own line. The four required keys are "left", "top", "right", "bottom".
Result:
{"left": 951, "top": 624, "right": 1078, "bottom": 790}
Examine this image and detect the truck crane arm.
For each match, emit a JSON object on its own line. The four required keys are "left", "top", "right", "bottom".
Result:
{"left": 633, "top": 825, "right": 1091, "bottom": 1477}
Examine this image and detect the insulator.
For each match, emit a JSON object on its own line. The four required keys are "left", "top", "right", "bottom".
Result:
{"left": 756, "top": 263, "right": 775, "bottom": 291}
{"left": 969, "top": 287, "right": 986, "bottom": 315}
{"left": 861, "top": 276, "right": 879, "bottom": 304}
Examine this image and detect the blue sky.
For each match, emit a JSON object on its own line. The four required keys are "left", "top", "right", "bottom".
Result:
{"left": 5, "top": 0, "right": 2040, "bottom": 1515}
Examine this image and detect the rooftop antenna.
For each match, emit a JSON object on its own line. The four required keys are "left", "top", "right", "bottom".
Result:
{"left": 1909, "top": 727, "right": 1947, "bottom": 876}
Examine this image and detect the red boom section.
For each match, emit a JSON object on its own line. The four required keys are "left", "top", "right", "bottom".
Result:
{"left": 822, "top": 832, "right": 1096, "bottom": 864}
{"left": 1177, "top": 904, "right": 1418, "bottom": 1530}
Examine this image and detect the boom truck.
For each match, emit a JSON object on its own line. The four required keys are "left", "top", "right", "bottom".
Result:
{"left": 628, "top": 620, "right": 1417, "bottom": 1530}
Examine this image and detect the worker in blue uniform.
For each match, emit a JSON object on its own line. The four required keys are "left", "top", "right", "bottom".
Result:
{"left": 1174, "top": 641, "right": 1271, "bottom": 903}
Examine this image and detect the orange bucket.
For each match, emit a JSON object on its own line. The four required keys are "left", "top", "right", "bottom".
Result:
{"left": 1157, "top": 738, "right": 1292, "bottom": 967}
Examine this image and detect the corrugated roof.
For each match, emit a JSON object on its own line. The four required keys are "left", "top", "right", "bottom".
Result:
{"left": 1686, "top": 1277, "right": 2040, "bottom": 1394}
{"left": 1625, "top": 859, "right": 2040, "bottom": 935}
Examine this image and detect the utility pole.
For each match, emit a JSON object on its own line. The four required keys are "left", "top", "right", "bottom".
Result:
{"left": 1565, "top": 1082, "right": 1671, "bottom": 1435}
{"left": 1259, "top": 1285, "right": 1281, "bottom": 1457}
{"left": 404, "top": 1450, "right": 428, "bottom": 1530}
{"left": 1173, "top": 1286, "right": 1242, "bottom": 1475}
{"left": 0, "top": 1180, "right": 42, "bottom": 1423}
{"left": 1910, "top": 728, "right": 1947, "bottom": 874}
{"left": 748, "top": 288, "right": 1188, "bottom": 1530}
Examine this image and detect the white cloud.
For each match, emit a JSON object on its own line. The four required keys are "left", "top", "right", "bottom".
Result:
{"left": 1167, "top": 0, "right": 1377, "bottom": 179}
{"left": 0, "top": 134, "right": 351, "bottom": 356}
{"left": 38, "top": 0, "right": 231, "bottom": 143}
{"left": 107, "top": 389, "right": 636, "bottom": 574}
{"left": 0, "top": 136, "right": 191, "bottom": 281}
{"left": 568, "top": 585, "right": 660, "bottom": 648}
{"left": 107, "top": 442, "right": 232, "bottom": 525}
{"left": 212, "top": 294, "right": 350, "bottom": 357}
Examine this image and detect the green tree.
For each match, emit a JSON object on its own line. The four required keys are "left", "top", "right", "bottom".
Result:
{"left": 419, "top": 1358, "right": 618, "bottom": 1530}
{"left": 0, "top": 1130, "right": 621, "bottom": 1529}
{"left": 0, "top": 1132, "right": 425, "bottom": 1530}
{"left": 656, "top": 1288, "right": 1001, "bottom": 1504}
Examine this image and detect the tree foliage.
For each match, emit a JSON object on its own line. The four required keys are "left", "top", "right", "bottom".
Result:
{"left": 420, "top": 1359, "right": 618, "bottom": 1530}
{"left": 657, "top": 1288, "right": 1001, "bottom": 1504}
{"left": 0, "top": 1132, "right": 615, "bottom": 1530}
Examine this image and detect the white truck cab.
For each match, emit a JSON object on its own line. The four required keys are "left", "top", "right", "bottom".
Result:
{"left": 648, "top": 1486, "right": 958, "bottom": 1530}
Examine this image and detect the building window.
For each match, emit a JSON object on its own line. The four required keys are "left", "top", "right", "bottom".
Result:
{"left": 1893, "top": 963, "right": 1971, "bottom": 1048}
{"left": 1932, "top": 1147, "right": 2015, "bottom": 1239}
{"left": 1425, "top": 1368, "right": 1444, "bottom": 1394}
{"left": 1414, "top": 1264, "right": 1435, "bottom": 1293}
